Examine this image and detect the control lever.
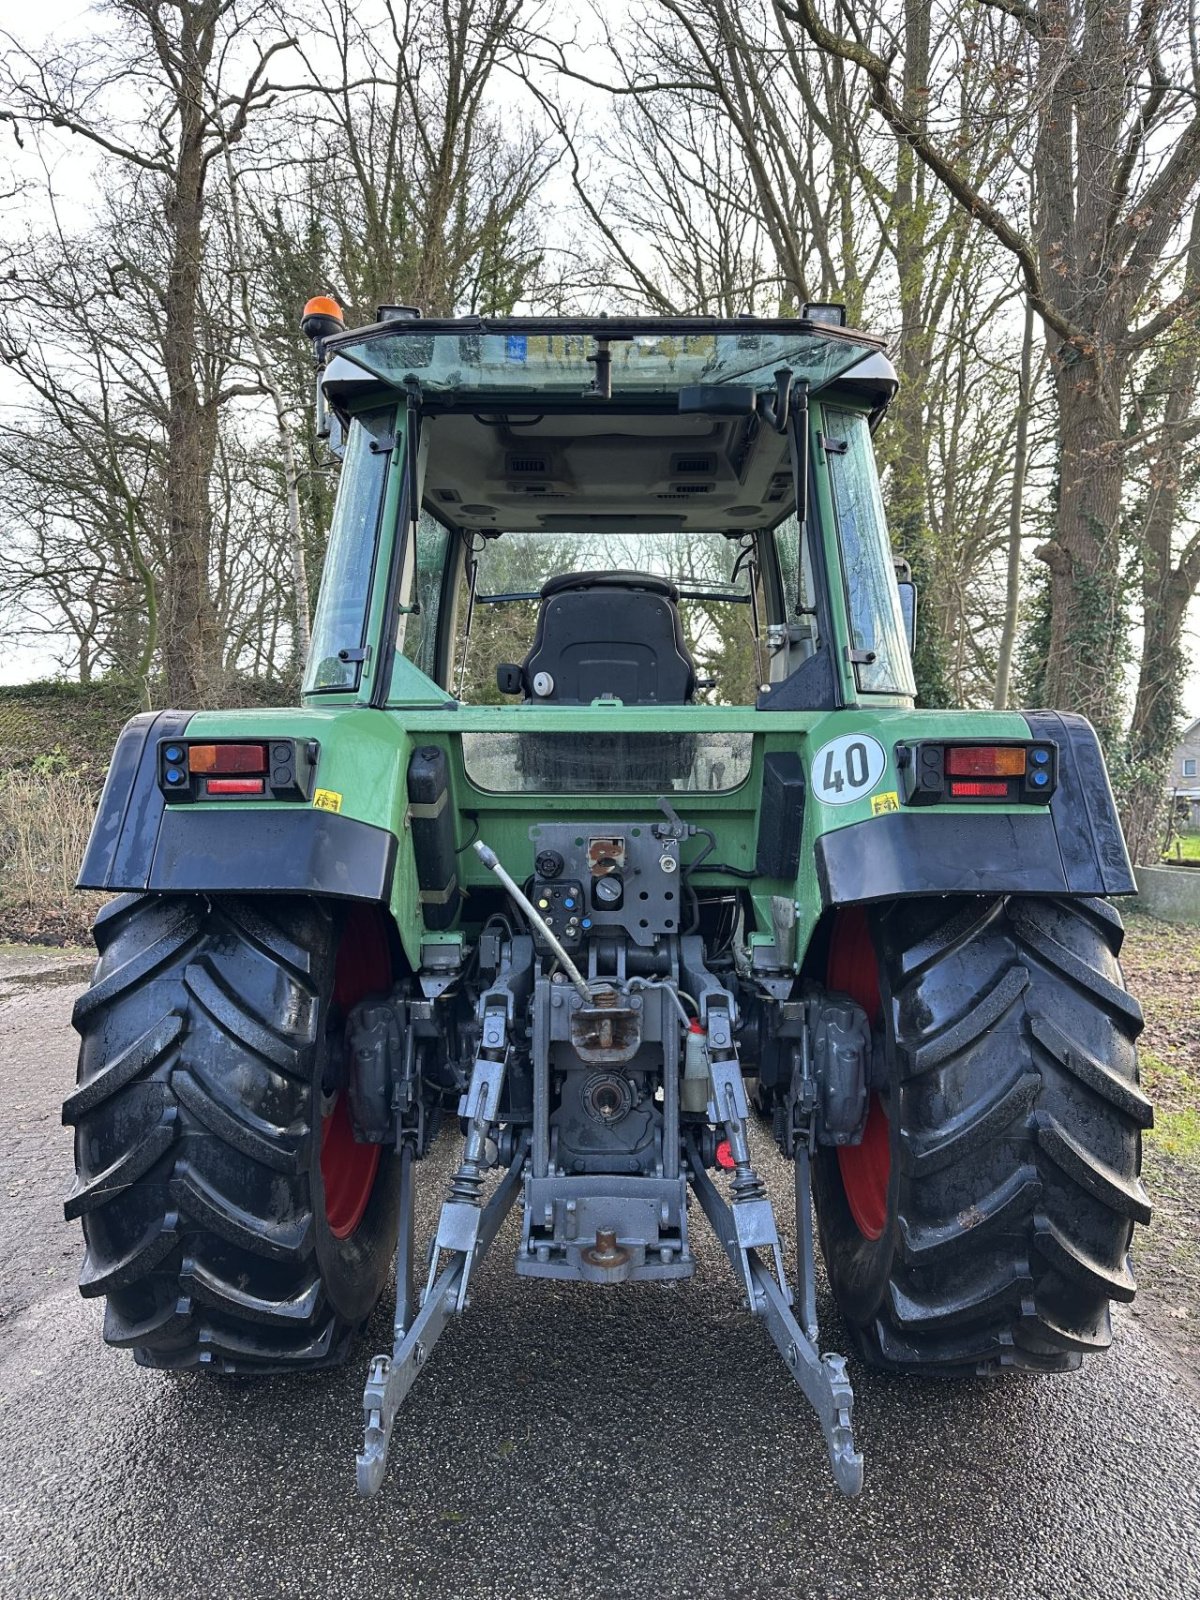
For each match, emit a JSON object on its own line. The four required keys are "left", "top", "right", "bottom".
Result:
{"left": 654, "top": 796, "right": 690, "bottom": 840}
{"left": 473, "top": 839, "right": 590, "bottom": 1000}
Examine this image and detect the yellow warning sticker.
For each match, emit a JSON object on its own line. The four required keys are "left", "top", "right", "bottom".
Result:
{"left": 871, "top": 790, "right": 900, "bottom": 816}
{"left": 313, "top": 788, "right": 343, "bottom": 814}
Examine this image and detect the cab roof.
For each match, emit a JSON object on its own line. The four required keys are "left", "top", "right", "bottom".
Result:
{"left": 322, "top": 314, "right": 895, "bottom": 412}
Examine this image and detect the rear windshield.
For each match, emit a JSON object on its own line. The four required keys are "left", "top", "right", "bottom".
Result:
{"left": 824, "top": 408, "right": 915, "bottom": 697}
{"left": 330, "top": 321, "right": 881, "bottom": 401}
{"left": 305, "top": 408, "right": 395, "bottom": 693}
{"left": 452, "top": 529, "right": 765, "bottom": 706}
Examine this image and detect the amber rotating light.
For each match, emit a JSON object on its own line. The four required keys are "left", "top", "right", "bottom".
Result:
{"left": 300, "top": 295, "right": 345, "bottom": 343}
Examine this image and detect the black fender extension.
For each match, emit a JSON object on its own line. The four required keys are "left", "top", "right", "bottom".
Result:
{"left": 77, "top": 711, "right": 395, "bottom": 903}
{"left": 815, "top": 712, "right": 1135, "bottom": 906}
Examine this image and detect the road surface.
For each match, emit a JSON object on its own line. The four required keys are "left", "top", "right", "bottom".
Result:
{"left": 2, "top": 954, "right": 1197, "bottom": 1600}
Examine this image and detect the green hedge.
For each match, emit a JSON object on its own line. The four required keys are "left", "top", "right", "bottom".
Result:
{"left": 0, "top": 675, "right": 300, "bottom": 785}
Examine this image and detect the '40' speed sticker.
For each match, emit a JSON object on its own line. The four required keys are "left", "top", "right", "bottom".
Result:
{"left": 810, "top": 733, "right": 887, "bottom": 806}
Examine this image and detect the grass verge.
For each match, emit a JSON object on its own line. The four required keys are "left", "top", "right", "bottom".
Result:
{"left": 0, "top": 770, "right": 104, "bottom": 945}
{"left": 1120, "top": 911, "right": 1200, "bottom": 1373}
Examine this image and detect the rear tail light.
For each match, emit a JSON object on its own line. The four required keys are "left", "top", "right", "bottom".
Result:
{"left": 206, "top": 777, "right": 266, "bottom": 796}
{"left": 949, "top": 780, "right": 1008, "bottom": 798}
{"left": 158, "top": 739, "right": 318, "bottom": 802}
{"left": 898, "top": 740, "right": 1057, "bottom": 805}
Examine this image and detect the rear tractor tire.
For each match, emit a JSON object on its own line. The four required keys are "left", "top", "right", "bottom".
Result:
{"left": 66, "top": 894, "right": 402, "bottom": 1374}
{"left": 813, "top": 896, "right": 1152, "bottom": 1373}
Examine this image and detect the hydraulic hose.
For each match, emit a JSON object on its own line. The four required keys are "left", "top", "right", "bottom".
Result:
{"left": 626, "top": 977, "right": 696, "bottom": 1030}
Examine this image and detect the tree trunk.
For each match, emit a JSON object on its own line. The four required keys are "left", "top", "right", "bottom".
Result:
{"left": 1037, "top": 349, "right": 1128, "bottom": 748}
{"left": 1122, "top": 580, "right": 1190, "bottom": 864}
{"left": 223, "top": 148, "right": 311, "bottom": 674}
{"left": 161, "top": 5, "right": 220, "bottom": 706}
{"left": 881, "top": 0, "right": 949, "bottom": 706}
{"left": 994, "top": 297, "right": 1035, "bottom": 708}
{"left": 1121, "top": 335, "right": 1200, "bottom": 860}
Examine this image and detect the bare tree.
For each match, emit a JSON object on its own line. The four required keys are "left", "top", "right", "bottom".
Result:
{"left": 783, "top": 0, "right": 1200, "bottom": 760}
{"left": 0, "top": 160, "right": 306, "bottom": 700}
{"left": 280, "top": 0, "right": 552, "bottom": 320}
{"left": 994, "top": 299, "right": 1039, "bottom": 708}
{"left": 0, "top": 185, "right": 167, "bottom": 697}
{"left": 530, "top": 0, "right": 1032, "bottom": 703}
{"left": 221, "top": 145, "right": 311, "bottom": 665}
{"left": 2, "top": 0, "right": 294, "bottom": 703}
{"left": 0, "top": 1, "right": 564, "bottom": 704}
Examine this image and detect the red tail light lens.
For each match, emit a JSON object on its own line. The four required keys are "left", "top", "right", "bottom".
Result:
{"left": 946, "top": 746, "right": 1026, "bottom": 777}
{"left": 188, "top": 743, "right": 267, "bottom": 775}
{"left": 949, "top": 780, "right": 1008, "bottom": 797}
{"left": 206, "top": 777, "right": 266, "bottom": 796}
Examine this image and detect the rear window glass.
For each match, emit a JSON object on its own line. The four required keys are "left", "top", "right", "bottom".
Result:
{"left": 305, "top": 409, "right": 395, "bottom": 692}
{"left": 395, "top": 508, "right": 451, "bottom": 684}
{"left": 461, "top": 731, "right": 753, "bottom": 794}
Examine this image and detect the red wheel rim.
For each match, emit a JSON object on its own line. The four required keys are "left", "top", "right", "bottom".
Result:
{"left": 837, "top": 1095, "right": 890, "bottom": 1240}
{"left": 828, "top": 907, "right": 892, "bottom": 1241}
{"left": 322, "top": 1098, "right": 381, "bottom": 1239}
{"left": 320, "top": 907, "right": 391, "bottom": 1241}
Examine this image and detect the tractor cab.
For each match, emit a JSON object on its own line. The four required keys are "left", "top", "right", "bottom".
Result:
{"left": 304, "top": 314, "right": 915, "bottom": 722}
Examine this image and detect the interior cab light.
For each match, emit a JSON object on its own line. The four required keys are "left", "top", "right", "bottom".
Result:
{"left": 945, "top": 746, "right": 1027, "bottom": 778}
{"left": 949, "top": 780, "right": 1008, "bottom": 798}
{"left": 206, "top": 777, "right": 266, "bottom": 796}
{"left": 188, "top": 743, "right": 268, "bottom": 775}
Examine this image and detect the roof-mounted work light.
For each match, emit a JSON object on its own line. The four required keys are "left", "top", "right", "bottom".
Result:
{"left": 803, "top": 302, "right": 847, "bottom": 326}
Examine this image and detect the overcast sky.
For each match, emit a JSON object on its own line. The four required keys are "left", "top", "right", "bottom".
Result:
{"left": 2, "top": 0, "right": 1197, "bottom": 729}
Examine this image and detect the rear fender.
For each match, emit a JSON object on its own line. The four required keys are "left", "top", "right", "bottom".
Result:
{"left": 77, "top": 710, "right": 397, "bottom": 905}
{"left": 813, "top": 712, "right": 1134, "bottom": 906}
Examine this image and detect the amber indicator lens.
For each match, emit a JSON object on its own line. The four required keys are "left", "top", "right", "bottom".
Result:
{"left": 949, "top": 780, "right": 1008, "bottom": 798}
{"left": 945, "top": 746, "right": 1027, "bottom": 778}
{"left": 188, "top": 743, "right": 267, "bottom": 775}
{"left": 206, "top": 777, "right": 266, "bottom": 796}
{"left": 302, "top": 294, "right": 343, "bottom": 321}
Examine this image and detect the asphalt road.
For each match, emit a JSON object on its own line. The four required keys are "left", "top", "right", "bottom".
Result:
{"left": 2, "top": 958, "right": 1198, "bottom": 1600}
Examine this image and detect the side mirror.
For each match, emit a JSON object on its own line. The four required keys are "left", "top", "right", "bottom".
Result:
{"left": 897, "top": 581, "right": 917, "bottom": 654}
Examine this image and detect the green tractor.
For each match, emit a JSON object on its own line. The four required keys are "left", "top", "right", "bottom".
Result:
{"left": 67, "top": 307, "right": 1151, "bottom": 1496}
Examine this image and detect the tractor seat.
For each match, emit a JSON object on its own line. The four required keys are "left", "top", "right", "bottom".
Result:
{"left": 502, "top": 570, "right": 697, "bottom": 705}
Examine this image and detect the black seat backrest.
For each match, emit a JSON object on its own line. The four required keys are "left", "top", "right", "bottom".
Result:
{"left": 520, "top": 571, "right": 696, "bottom": 705}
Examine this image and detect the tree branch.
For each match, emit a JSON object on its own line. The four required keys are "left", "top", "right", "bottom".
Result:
{"left": 775, "top": 0, "right": 1082, "bottom": 345}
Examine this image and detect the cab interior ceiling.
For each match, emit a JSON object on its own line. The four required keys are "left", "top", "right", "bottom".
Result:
{"left": 421, "top": 409, "right": 796, "bottom": 534}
